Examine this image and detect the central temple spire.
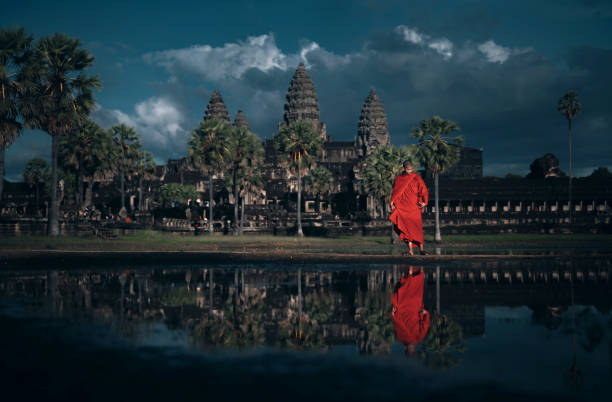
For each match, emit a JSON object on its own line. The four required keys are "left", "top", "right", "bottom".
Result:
{"left": 204, "top": 90, "right": 230, "bottom": 124}
{"left": 356, "top": 89, "right": 390, "bottom": 156}
{"left": 282, "top": 62, "right": 327, "bottom": 140}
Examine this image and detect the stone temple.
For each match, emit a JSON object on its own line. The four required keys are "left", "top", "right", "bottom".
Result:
{"left": 5, "top": 63, "right": 611, "bottom": 236}
{"left": 204, "top": 90, "right": 230, "bottom": 124}
{"left": 282, "top": 62, "right": 327, "bottom": 141}
{"left": 233, "top": 109, "right": 250, "bottom": 131}
{"left": 356, "top": 89, "right": 390, "bottom": 157}
{"left": 0, "top": 63, "right": 492, "bottom": 235}
{"left": 152, "top": 63, "right": 484, "bottom": 227}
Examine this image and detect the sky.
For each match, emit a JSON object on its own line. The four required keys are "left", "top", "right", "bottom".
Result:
{"left": 2, "top": 0, "right": 612, "bottom": 180}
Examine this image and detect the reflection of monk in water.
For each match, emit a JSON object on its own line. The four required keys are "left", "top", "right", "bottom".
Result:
{"left": 391, "top": 266, "right": 430, "bottom": 355}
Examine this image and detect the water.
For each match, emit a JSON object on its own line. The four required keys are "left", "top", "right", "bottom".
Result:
{"left": 0, "top": 258, "right": 610, "bottom": 401}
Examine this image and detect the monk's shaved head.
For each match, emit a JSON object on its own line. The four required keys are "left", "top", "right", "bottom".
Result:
{"left": 403, "top": 160, "right": 413, "bottom": 169}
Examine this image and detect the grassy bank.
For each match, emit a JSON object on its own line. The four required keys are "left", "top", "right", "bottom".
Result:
{"left": 1, "top": 231, "right": 611, "bottom": 255}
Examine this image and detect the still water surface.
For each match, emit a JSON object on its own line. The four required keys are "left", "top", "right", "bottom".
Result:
{"left": 1, "top": 258, "right": 610, "bottom": 401}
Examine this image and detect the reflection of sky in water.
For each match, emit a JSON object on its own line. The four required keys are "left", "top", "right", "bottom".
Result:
{"left": 437, "top": 306, "right": 610, "bottom": 397}
{"left": 1, "top": 262, "right": 611, "bottom": 401}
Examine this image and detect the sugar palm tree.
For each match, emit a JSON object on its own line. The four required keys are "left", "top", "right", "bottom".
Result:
{"left": 20, "top": 33, "right": 100, "bottom": 235}
{"left": 274, "top": 122, "right": 323, "bottom": 237}
{"left": 134, "top": 149, "right": 156, "bottom": 211}
{"left": 226, "top": 126, "right": 264, "bottom": 235}
{"left": 240, "top": 167, "right": 264, "bottom": 234}
{"left": 411, "top": 116, "right": 463, "bottom": 243}
{"left": 236, "top": 132, "right": 264, "bottom": 235}
{"left": 0, "top": 27, "right": 33, "bottom": 202}
{"left": 59, "top": 119, "right": 109, "bottom": 208}
{"left": 305, "top": 165, "right": 334, "bottom": 213}
{"left": 110, "top": 124, "right": 141, "bottom": 212}
{"left": 188, "top": 119, "right": 230, "bottom": 234}
{"left": 362, "top": 144, "right": 416, "bottom": 218}
{"left": 23, "top": 157, "right": 49, "bottom": 216}
{"left": 558, "top": 92, "right": 581, "bottom": 224}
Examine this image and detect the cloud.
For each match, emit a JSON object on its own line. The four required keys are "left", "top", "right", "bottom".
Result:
{"left": 93, "top": 27, "right": 612, "bottom": 178}
{"left": 395, "top": 25, "right": 454, "bottom": 59}
{"left": 428, "top": 38, "right": 454, "bottom": 60}
{"left": 478, "top": 40, "right": 511, "bottom": 63}
{"left": 92, "top": 96, "right": 192, "bottom": 162}
{"left": 396, "top": 27, "right": 424, "bottom": 44}
{"left": 144, "top": 34, "right": 288, "bottom": 81}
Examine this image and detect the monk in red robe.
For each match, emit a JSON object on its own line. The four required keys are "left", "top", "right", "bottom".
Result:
{"left": 389, "top": 159, "right": 428, "bottom": 255}
{"left": 391, "top": 266, "right": 430, "bottom": 355}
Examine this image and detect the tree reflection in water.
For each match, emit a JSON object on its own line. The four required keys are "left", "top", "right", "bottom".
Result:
{"left": 3, "top": 261, "right": 610, "bottom": 369}
{"left": 417, "top": 265, "right": 465, "bottom": 369}
{"left": 418, "top": 314, "right": 465, "bottom": 369}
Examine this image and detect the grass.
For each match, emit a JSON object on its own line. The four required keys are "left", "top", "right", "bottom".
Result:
{"left": 1, "top": 231, "right": 611, "bottom": 256}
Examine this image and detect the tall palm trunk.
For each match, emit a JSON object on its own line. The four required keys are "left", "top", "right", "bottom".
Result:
{"left": 138, "top": 176, "right": 143, "bottom": 211}
{"left": 208, "top": 174, "right": 214, "bottom": 234}
{"left": 0, "top": 146, "right": 5, "bottom": 203}
{"left": 120, "top": 167, "right": 125, "bottom": 210}
{"left": 568, "top": 118, "right": 573, "bottom": 224}
{"left": 240, "top": 196, "right": 245, "bottom": 235}
{"left": 233, "top": 177, "right": 239, "bottom": 235}
{"left": 85, "top": 181, "right": 92, "bottom": 208}
{"left": 48, "top": 135, "right": 59, "bottom": 236}
{"left": 297, "top": 166, "right": 303, "bottom": 237}
{"left": 434, "top": 172, "right": 441, "bottom": 243}
{"left": 35, "top": 181, "right": 40, "bottom": 216}
{"left": 77, "top": 167, "right": 84, "bottom": 208}
{"left": 76, "top": 155, "right": 84, "bottom": 207}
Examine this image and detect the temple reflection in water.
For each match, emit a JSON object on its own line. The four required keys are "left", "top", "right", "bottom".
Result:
{"left": 1, "top": 259, "right": 610, "bottom": 361}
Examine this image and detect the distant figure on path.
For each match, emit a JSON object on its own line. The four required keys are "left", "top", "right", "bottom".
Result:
{"left": 391, "top": 266, "right": 430, "bottom": 355}
{"left": 389, "top": 160, "right": 428, "bottom": 255}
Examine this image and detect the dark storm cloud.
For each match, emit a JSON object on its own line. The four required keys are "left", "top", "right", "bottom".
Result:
{"left": 303, "top": 32, "right": 610, "bottom": 176}
{"left": 117, "top": 26, "right": 612, "bottom": 176}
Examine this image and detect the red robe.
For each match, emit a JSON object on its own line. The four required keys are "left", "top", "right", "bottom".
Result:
{"left": 389, "top": 172, "right": 428, "bottom": 245}
{"left": 391, "top": 271, "right": 430, "bottom": 345}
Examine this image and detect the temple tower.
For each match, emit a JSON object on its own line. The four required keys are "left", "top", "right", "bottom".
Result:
{"left": 356, "top": 89, "right": 390, "bottom": 157}
{"left": 282, "top": 62, "right": 327, "bottom": 140}
{"left": 204, "top": 90, "right": 230, "bottom": 123}
{"left": 233, "top": 109, "right": 251, "bottom": 131}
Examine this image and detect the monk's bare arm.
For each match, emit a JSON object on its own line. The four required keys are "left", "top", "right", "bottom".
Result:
{"left": 417, "top": 176, "right": 429, "bottom": 208}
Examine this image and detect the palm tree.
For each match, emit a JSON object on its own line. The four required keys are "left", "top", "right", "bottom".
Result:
{"left": 59, "top": 119, "right": 109, "bottom": 208}
{"left": 305, "top": 165, "right": 334, "bottom": 213}
{"left": 411, "top": 116, "right": 463, "bottom": 243}
{"left": 134, "top": 149, "right": 156, "bottom": 211}
{"left": 362, "top": 144, "right": 417, "bottom": 218}
{"left": 20, "top": 33, "right": 100, "bottom": 235}
{"left": 558, "top": 92, "right": 581, "bottom": 224}
{"left": 226, "top": 126, "right": 264, "bottom": 235}
{"left": 240, "top": 167, "right": 264, "bottom": 234}
{"left": 236, "top": 132, "right": 264, "bottom": 235}
{"left": 110, "top": 124, "right": 141, "bottom": 212}
{"left": 0, "top": 27, "right": 33, "bottom": 203}
{"left": 23, "top": 157, "right": 49, "bottom": 216}
{"left": 274, "top": 122, "right": 323, "bottom": 237}
{"left": 188, "top": 119, "right": 230, "bottom": 234}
